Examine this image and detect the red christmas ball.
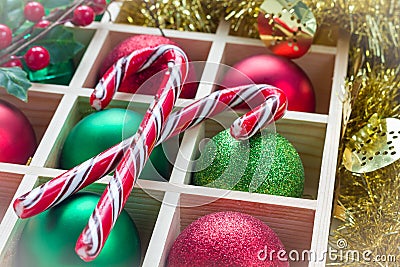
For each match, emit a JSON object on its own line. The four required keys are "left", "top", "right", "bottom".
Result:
{"left": 167, "top": 211, "right": 289, "bottom": 267}
{"left": 99, "top": 35, "right": 197, "bottom": 99}
{"left": 0, "top": 100, "right": 37, "bottom": 164}
{"left": 221, "top": 54, "right": 315, "bottom": 113}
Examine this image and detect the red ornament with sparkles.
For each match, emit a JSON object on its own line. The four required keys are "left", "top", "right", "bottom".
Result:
{"left": 221, "top": 54, "right": 315, "bottom": 113}
{"left": 167, "top": 211, "right": 289, "bottom": 267}
{"left": 0, "top": 100, "right": 37, "bottom": 164}
{"left": 100, "top": 35, "right": 197, "bottom": 98}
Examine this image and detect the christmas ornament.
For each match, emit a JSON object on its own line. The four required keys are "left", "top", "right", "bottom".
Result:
{"left": 257, "top": 0, "right": 317, "bottom": 59}
{"left": 221, "top": 54, "right": 315, "bottom": 112}
{"left": 0, "top": 99, "right": 37, "bottom": 164}
{"left": 99, "top": 34, "right": 197, "bottom": 99}
{"left": 167, "top": 211, "right": 289, "bottom": 266}
{"left": 194, "top": 130, "right": 304, "bottom": 197}
{"left": 16, "top": 192, "right": 141, "bottom": 267}
{"left": 59, "top": 108, "right": 171, "bottom": 179}
{"left": 343, "top": 115, "right": 400, "bottom": 173}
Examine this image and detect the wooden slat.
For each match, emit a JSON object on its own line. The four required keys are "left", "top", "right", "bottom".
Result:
{"left": 310, "top": 31, "right": 350, "bottom": 266}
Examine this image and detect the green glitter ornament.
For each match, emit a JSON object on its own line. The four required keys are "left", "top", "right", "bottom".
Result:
{"left": 15, "top": 192, "right": 141, "bottom": 267}
{"left": 193, "top": 130, "right": 305, "bottom": 197}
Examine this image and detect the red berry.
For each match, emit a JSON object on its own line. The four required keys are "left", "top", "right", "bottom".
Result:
{"left": 72, "top": 6, "right": 95, "bottom": 26}
{"left": 35, "top": 20, "right": 51, "bottom": 28}
{"left": 2, "top": 58, "right": 23, "bottom": 68}
{"left": 91, "top": 0, "right": 107, "bottom": 15}
{"left": 24, "top": 46, "right": 50, "bottom": 71}
{"left": 0, "top": 24, "right": 12, "bottom": 50}
{"left": 24, "top": 2, "right": 45, "bottom": 22}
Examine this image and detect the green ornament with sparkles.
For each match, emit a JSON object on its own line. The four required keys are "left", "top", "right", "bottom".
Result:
{"left": 15, "top": 192, "right": 141, "bottom": 267}
{"left": 60, "top": 108, "right": 171, "bottom": 180}
{"left": 193, "top": 130, "right": 305, "bottom": 197}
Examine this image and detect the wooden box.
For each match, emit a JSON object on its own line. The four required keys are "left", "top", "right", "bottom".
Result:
{"left": 0, "top": 3, "right": 349, "bottom": 266}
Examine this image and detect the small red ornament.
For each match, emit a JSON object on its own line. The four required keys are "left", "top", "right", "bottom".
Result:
{"left": 99, "top": 35, "right": 197, "bottom": 99}
{"left": 221, "top": 54, "right": 315, "bottom": 113}
{"left": 167, "top": 211, "right": 289, "bottom": 267}
{"left": 0, "top": 100, "right": 37, "bottom": 164}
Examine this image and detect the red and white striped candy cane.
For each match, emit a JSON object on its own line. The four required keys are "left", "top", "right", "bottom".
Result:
{"left": 159, "top": 84, "right": 287, "bottom": 142}
{"left": 90, "top": 45, "right": 178, "bottom": 111}
{"left": 75, "top": 45, "right": 189, "bottom": 261}
{"left": 13, "top": 84, "right": 287, "bottom": 219}
{"left": 13, "top": 45, "right": 186, "bottom": 219}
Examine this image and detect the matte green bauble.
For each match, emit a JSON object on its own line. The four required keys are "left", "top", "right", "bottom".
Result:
{"left": 60, "top": 108, "right": 171, "bottom": 179}
{"left": 193, "top": 130, "right": 305, "bottom": 197}
{"left": 16, "top": 192, "right": 141, "bottom": 267}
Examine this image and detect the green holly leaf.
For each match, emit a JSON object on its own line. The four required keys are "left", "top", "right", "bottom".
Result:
{"left": 24, "top": 26, "right": 85, "bottom": 65}
{"left": 0, "top": 67, "right": 31, "bottom": 102}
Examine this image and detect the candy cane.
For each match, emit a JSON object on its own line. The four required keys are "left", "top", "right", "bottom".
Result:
{"left": 75, "top": 45, "right": 189, "bottom": 261}
{"left": 90, "top": 44, "right": 180, "bottom": 111}
{"left": 13, "top": 84, "right": 287, "bottom": 219}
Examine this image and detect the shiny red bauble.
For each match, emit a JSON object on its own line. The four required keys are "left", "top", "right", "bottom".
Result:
{"left": 99, "top": 35, "right": 197, "bottom": 99}
{"left": 167, "top": 211, "right": 289, "bottom": 267}
{"left": 0, "top": 100, "right": 37, "bottom": 164}
{"left": 221, "top": 54, "right": 316, "bottom": 113}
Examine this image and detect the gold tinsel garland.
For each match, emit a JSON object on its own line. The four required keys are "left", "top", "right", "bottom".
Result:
{"left": 303, "top": 0, "right": 400, "bottom": 64}
{"left": 115, "top": 0, "right": 221, "bottom": 33}
{"left": 331, "top": 162, "right": 400, "bottom": 265}
{"left": 330, "top": 66, "right": 400, "bottom": 265}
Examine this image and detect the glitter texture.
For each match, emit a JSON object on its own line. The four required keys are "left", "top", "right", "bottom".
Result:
{"left": 167, "top": 211, "right": 289, "bottom": 267}
{"left": 193, "top": 130, "right": 305, "bottom": 198}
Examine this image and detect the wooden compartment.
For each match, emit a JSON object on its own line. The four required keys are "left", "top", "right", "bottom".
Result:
{"left": 0, "top": 2, "right": 349, "bottom": 267}
{"left": 0, "top": 174, "right": 165, "bottom": 266}
{"left": 190, "top": 113, "right": 327, "bottom": 199}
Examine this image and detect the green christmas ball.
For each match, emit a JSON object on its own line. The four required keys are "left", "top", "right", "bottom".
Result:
{"left": 60, "top": 108, "right": 171, "bottom": 180}
{"left": 16, "top": 192, "right": 141, "bottom": 267}
{"left": 193, "top": 130, "right": 305, "bottom": 197}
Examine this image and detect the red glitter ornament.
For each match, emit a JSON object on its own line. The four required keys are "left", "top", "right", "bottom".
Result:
{"left": 99, "top": 34, "right": 197, "bottom": 98}
{"left": 221, "top": 54, "right": 315, "bottom": 113}
{"left": 167, "top": 211, "right": 289, "bottom": 267}
{"left": 0, "top": 100, "right": 37, "bottom": 164}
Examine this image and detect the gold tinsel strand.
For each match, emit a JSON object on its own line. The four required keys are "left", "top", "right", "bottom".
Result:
{"left": 330, "top": 162, "right": 400, "bottom": 265}
{"left": 303, "top": 0, "right": 400, "bottom": 63}
{"left": 114, "top": 0, "right": 221, "bottom": 33}
{"left": 330, "top": 66, "right": 400, "bottom": 265}
{"left": 343, "top": 66, "right": 400, "bottom": 140}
